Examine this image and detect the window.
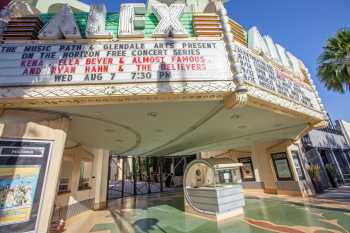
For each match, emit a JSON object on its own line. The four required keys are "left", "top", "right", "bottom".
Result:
{"left": 217, "top": 170, "right": 233, "bottom": 184}
{"left": 271, "top": 152, "right": 294, "bottom": 181}
{"left": 238, "top": 157, "right": 255, "bottom": 181}
{"left": 58, "top": 160, "right": 73, "bottom": 194}
{"left": 58, "top": 178, "right": 70, "bottom": 193}
{"left": 78, "top": 160, "right": 92, "bottom": 191}
{"left": 291, "top": 151, "right": 305, "bottom": 180}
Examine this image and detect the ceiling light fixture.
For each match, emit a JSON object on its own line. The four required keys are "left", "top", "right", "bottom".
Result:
{"left": 147, "top": 112, "right": 158, "bottom": 117}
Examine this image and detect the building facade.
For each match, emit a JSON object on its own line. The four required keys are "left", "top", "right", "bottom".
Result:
{"left": 0, "top": 0, "right": 329, "bottom": 232}
{"left": 301, "top": 120, "right": 350, "bottom": 188}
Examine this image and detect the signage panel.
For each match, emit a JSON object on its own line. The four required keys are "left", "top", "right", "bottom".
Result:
{"left": 0, "top": 139, "right": 52, "bottom": 233}
{"left": 234, "top": 43, "right": 321, "bottom": 111}
{"left": 0, "top": 40, "right": 231, "bottom": 86}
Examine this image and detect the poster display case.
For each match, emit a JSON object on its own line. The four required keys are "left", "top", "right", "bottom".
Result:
{"left": 0, "top": 139, "right": 52, "bottom": 233}
{"left": 238, "top": 157, "right": 255, "bottom": 181}
{"left": 271, "top": 152, "right": 294, "bottom": 181}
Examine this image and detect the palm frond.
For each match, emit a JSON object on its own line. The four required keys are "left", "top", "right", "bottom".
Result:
{"left": 318, "top": 28, "right": 350, "bottom": 93}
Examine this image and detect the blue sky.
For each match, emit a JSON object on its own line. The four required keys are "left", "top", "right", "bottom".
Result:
{"left": 82, "top": 0, "right": 350, "bottom": 121}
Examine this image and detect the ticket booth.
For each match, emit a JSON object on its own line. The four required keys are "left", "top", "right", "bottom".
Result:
{"left": 183, "top": 158, "right": 244, "bottom": 221}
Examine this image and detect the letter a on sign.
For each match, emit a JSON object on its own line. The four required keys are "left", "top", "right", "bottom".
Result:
{"left": 38, "top": 4, "right": 81, "bottom": 39}
{"left": 152, "top": 4, "right": 187, "bottom": 38}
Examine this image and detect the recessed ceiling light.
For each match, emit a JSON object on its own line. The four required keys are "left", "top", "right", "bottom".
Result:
{"left": 147, "top": 112, "right": 158, "bottom": 117}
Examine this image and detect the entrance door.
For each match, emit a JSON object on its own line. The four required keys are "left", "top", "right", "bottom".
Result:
{"left": 107, "top": 155, "right": 196, "bottom": 200}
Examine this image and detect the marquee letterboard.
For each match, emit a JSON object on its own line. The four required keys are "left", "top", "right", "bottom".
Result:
{"left": 234, "top": 43, "right": 321, "bottom": 111}
{"left": 0, "top": 40, "right": 231, "bottom": 86}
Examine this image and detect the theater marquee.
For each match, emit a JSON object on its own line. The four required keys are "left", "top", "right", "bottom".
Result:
{"left": 234, "top": 43, "right": 320, "bottom": 110}
{"left": 0, "top": 40, "right": 231, "bottom": 86}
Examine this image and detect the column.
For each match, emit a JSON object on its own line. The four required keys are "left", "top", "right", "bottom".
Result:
{"left": 251, "top": 143, "right": 277, "bottom": 193}
{"left": 329, "top": 150, "right": 345, "bottom": 182}
{"left": 314, "top": 149, "right": 332, "bottom": 187}
{"left": 285, "top": 145, "right": 298, "bottom": 182}
{"left": 250, "top": 149, "right": 262, "bottom": 183}
{"left": 341, "top": 150, "right": 350, "bottom": 172}
{"left": 93, "top": 149, "right": 110, "bottom": 210}
{"left": 121, "top": 157, "right": 125, "bottom": 197}
{"left": 133, "top": 157, "right": 137, "bottom": 196}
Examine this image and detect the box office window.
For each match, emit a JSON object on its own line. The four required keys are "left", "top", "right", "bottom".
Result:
{"left": 291, "top": 150, "right": 305, "bottom": 180}
{"left": 238, "top": 157, "right": 255, "bottom": 181}
{"left": 271, "top": 152, "right": 294, "bottom": 181}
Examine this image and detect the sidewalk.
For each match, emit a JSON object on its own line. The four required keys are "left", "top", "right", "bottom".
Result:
{"left": 245, "top": 186, "right": 350, "bottom": 212}
{"left": 315, "top": 185, "right": 350, "bottom": 203}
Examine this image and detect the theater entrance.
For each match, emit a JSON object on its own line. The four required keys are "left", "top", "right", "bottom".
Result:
{"left": 107, "top": 154, "right": 197, "bottom": 201}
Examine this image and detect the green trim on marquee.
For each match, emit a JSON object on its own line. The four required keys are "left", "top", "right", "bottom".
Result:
{"left": 39, "top": 12, "right": 194, "bottom": 38}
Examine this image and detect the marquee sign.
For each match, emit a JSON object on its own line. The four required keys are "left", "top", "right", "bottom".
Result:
{"left": 0, "top": 40, "right": 231, "bottom": 86}
{"left": 234, "top": 42, "right": 321, "bottom": 111}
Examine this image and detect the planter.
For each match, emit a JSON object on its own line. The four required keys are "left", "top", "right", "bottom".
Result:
{"left": 311, "top": 178, "right": 324, "bottom": 194}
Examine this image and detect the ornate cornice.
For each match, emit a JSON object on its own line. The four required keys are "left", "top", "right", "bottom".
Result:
{"left": 223, "top": 91, "right": 248, "bottom": 109}
{"left": 0, "top": 80, "right": 325, "bottom": 123}
{"left": 0, "top": 81, "right": 235, "bottom": 108}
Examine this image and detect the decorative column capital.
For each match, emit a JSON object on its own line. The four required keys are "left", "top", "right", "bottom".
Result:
{"left": 224, "top": 91, "right": 248, "bottom": 109}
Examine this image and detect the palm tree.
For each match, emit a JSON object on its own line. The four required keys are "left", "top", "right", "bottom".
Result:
{"left": 318, "top": 28, "right": 350, "bottom": 93}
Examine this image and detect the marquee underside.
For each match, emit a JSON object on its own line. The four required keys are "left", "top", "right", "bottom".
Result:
{"left": 40, "top": 99, "right": 308, "bottom": 156}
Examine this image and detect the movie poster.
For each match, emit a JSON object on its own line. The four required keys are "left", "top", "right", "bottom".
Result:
{"left": 0, "top": 166, "right": 40, "bottom": 226}
{"left": 238, "top": 157, "right": 255, "bottom": 181}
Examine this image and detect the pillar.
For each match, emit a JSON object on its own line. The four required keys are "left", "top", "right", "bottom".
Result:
{"left": 0, "top": 109, "right": 70, "bottom": 233}
{"left": 329, "top": 150, "right": 345, "bottom": 182}
{"left": 93, "top": 149, "right": 110, "bottom": 210}
{"left": 251, "top": 143, "right": 277, "bottom": 194}
{"left": 341, "top": 150, "right": 350, "bottom": 172}
{"left": 249, "top": 149, "right": 262, "bottom": 183}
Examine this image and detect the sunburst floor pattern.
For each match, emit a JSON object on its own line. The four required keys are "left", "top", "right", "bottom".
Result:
{"left": 64, "top": 192, "right": 350, "bottom": 233}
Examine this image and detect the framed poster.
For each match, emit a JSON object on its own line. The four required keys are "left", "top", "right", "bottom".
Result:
{"left": 0, "top": 139, "right": 52, "bottom": 233}
{"left": 238, "top": 157, "right": 255, "bottom": 181}
{"left": 271, "top": 152, "right": 294, "bottom": 181}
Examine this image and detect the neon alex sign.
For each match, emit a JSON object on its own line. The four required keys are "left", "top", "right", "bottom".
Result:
{"left": 38, "top": 3, "right": 188, "bottom": 40}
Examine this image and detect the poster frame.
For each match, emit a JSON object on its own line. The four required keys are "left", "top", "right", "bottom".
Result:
{"left": 271, "top": 152, "right": 294, "bottom": 181}
{"left": 0, "top": 138, "right": 53, "bottom": 233}
{"left": 238, "top": 156, "right": 256, "bottom": 182}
